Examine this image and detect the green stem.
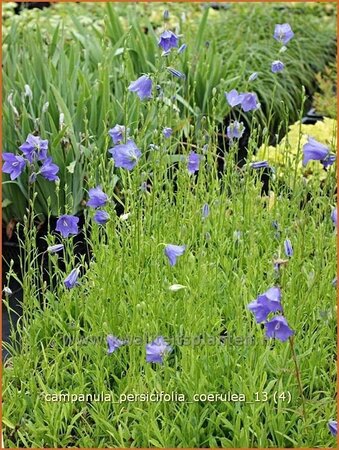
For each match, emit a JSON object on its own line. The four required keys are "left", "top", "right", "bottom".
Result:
{"left": 289, "top": 335, "right": 307, "bottom": 420}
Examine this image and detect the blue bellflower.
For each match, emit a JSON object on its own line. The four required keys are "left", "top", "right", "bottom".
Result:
{"left": 107, "top": 335, "right": 125, "bottom": 354}
{"left": 271, "top": 60, "right": 285, "bottom": 73}
{"left": 328, "top": 420, "right": 337, "bottom": 436}
{"left": 265, "top": 315, "right": 294, "bottom": 342}
{"left": 227, "top": 121, "right": 245, "bottom": 139}
{"left": 94, "top": 210, "right": 110, "bottom": 225}
{"left": 158, "top": 30, "right": 179, "bottom": 51}
{"left": 146, "top": 336, "right": 172, "bottom": 363}
{"left": 40, "top": 157, "right": 59, "bottom": 181}
{"left": 19, "top": 134, "right": 48, "bottom": 163}
{"left": 302, "top": 137, "right": 334, "bottom": 167}
{"left": 109, "top": 139, "right": 141, "bottom": 171}
{"left": 2, "top": 153, "right": 26, "bottom": 180}
{"left": 128, "top": 75, "right": 152, "bottom": 100}
{"left": 109, "top": 125, "right": 125, "bottom": 144}
{"left": 163, "top": 127, "right": 173, "bottom": 138}
{"left": 273, "top": 23, "right": 294, "bottom": 45}
{"left": 284, "top": 239, "right": 293, "bottom": 257}
{"left": 56, "top": 215, "right": 79, "bottom": 238}
{"left": 248, "top": 287, "right": 282, "bottom": 323}
{"left": 87, "top": 186, "right": 108, "bottom": 209}
{"left": 164, "top": 244, "right": 186, "bottom": 266}
{"left": 187, "top": 151, "right": 200, "bottom": 173}
{"left": 64, "top": 268, "right": 80, "bottom": 289}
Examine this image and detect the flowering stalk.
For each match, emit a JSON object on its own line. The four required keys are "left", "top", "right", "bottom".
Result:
{"left": 289, "top": 335, "right": 307, "bottom": 420}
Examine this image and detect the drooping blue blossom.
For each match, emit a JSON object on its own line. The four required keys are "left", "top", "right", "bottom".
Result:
{"left": 271, "top": 60, "right": 285, "bottom": 73}
{"left": 163, "top": 127, "right": 173, "bottom": 139}
{"left": 2, "top": 153, "right": 26, "bottom": 180}
{"left": 250, "top": 161, "right": 269, "bottom": 169}
{"left": 19, "top": 134, "right": 48, "bottom": 163}
{"left": 328, "top": 420, "right": 337, "bottom": 436}
{"left": 202, "top": 203, "right": 210, "bottom": 219}
{"left": 284, "top": 239, "right": 293, "bottom": 257}
{"left": 164, "top": 244, "right": 186, "bottom": 266}
{"left": 94, "top": 210, "right": 110, "bottom": 225}
{"left": 128, "top": 75, "right": 152, "bottom": 100}
{"left": 87, "top": 186, "right": 108, "bottom": 209}
{"left": 273, "top": 23, "right": 294, "bottom": 45}
{"left": 332, "top": 277, "right": 337, "bottom": 288}
{"left": 107, "top": 335, "right": 125, "bottom": 354}
{"left": 187, "top": 151, "right": 200, "bottom": 173}
{"left": 302, "top": 137, "right": 330, "bottom": 166}
{"left": 225, "top": 89, "right": 243, "bottom": 107}
{"left": 265, "top": 315, "right": 294, "bottom": 342}
{"left": 109, "top": 124, "right": 125, "bottom": 144}
{"left": 158, "top": 30, "right": 179, "bottom": 52}
{"left": 227, "top": 121, "right": 245, "bottom": 140}
{"left": 241, "top": 92, "right": 260, "bottom": 112}
{"left": 47, "top": 244, "right": 64, "bottom": 253}
{"left": 178, "top": 43, "right": 187, "bottom": 54}
{"left": 146, "top": 336, "right": 172, "bottom": 364}
{"left": 331, "top": 207, "right": 337, "bottom": 228}
{"left": 109, "top": 139, "right": 141, "bottom": 171}
{"left": 167, "top": 67, "right": 186, "bottom": 79}
{"left": 40, "top": 157, "right": 59, "bottom": 181}
{"left": 163, "top": 9, "right": 170, "bottom": 20}
{"left": 56, "top": 215, "right": 79, "bottom": 238}
{"left": 64, "top": 268, "right": 80, "bottom": 289}
{"left": 247, "top": 287, "right": 282, "bottom": 323}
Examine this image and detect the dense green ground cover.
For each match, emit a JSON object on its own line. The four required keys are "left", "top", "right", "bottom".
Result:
{"left": 2, "top": 2, "right": 337, "bottom": 448}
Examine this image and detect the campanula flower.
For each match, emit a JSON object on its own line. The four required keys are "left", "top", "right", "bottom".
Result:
{"left": 187, "top": 151, "right": 200, "bottom": 173}
{"left": 225, "top": 89, "right": 243, "bottom": 107}
{"left": 167, "top": 67, "right": 186, "bottom": 79}
{"left": 331, "top": 207, "right": 337, "bottom": 228}
{"left": 247, "top": 287, "right": 282, "bottom": 323}
{"left": 87, "top": 186, "right": 108, "bottom": 209}
{"left": 227, "top": 121, "right": 245, "bottom": 139}
{"left": 109, "top": 139, "right": 141, "bottom": 171}
{"left": 163, "top": 10, "right": 170, "bottom": 20}
{"left": 64, "top": 268, "right": 80, "bottom": 289}
{"left": 56, "top": 215, "right": 79, "bottom": 238}
{"left": 250, "top": 161, "right": 269, "bottom": 169}
{"left": 332, "top": 277, "right": 337, "bottom": 287}
{"left": 47, "top": 244, "right": 64, "bottom": 253}
{"left": 107, "top": 335, "right": 125, "bottom": 354}
{"left": 284, "top": 239, "right": 293, "bottom": 257}
{"left": 164, "top": 244, "right": 186, "bottom": 266}
{"left": 271, "top": 60, "right": 285, "bottom": 73}
{"left": 265, "top": 315, "right": 294, "bottom": 342}
{"left": 19, "top": 134, "right": 48, "bottom": 163}
{"left": 163, "top": 127, "right": 173, "bottom": 138}
{"left": 146, "top": 336, "right": 172, "bottom": 364}
{"left": 158, "top": 30, "right": 179, "bottom": 51}
{"left": 128, "top": 75, "right": 152, "bottom": 100}
{"left": 302, "top": 137, "right": 331, "bottom": 166}
{"left": 328, "top": 420, "right": 337, "bottom": 436}
{"left": 274, "top": 24, "right": 294, "bottom": 45}
{"left": 109, "top": 125, "right": 125, "bottom": 144}
{"left": 40, "top": 157, "right": 59, "bottom": 181}
{"left": 202, "top": 203, "right": 210, "bottom": 219}
{"left": 94, "top": 210, "right": 110, "bottom": 225}
{"left": 241, "top": 93, "right": 260, "bottom": 112}
{"left": 2, "top": 153, "right": 26, "bottom": 180}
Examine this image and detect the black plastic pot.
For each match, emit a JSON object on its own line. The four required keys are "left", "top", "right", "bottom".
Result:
{"left": 2, "top": 212, "right": 91, "bottom": 360}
